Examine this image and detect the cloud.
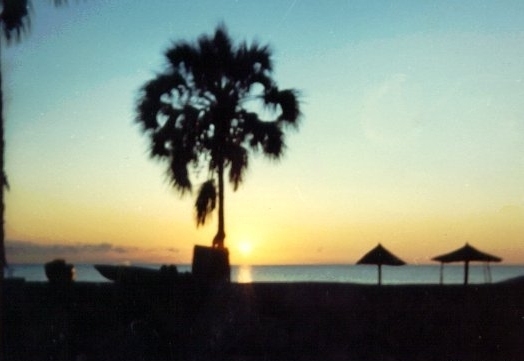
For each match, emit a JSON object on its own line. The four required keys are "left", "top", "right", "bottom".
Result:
{"left": 6, "top": 241, "right": 125, "bottom": 255}
{"left": 5, "top": 240, "right": 179, "bottom": 264}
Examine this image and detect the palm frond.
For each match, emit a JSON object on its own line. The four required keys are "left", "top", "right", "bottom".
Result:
{"left": 227, "top": 145, "right": 248, "bottom": 190}
{"left": 195, "top": 179, "right": 216, "bottom": 226}
{"left": 241, "top": 111, "right": 285, "bottom": 158}
{"left": 211, "top": 25, "right": 233, "bottom": 62}
{"left": 150, "top": 113, "right": 179, "bottom": 157}
{"left": 264, "top": 87, "right": 301, "bottom": 126}
{"left": 136, "top": 73, "right": 187, "bottom": 130}
{"left": 1, "top": 0, "right": 30, "bottom": 43}
{"left": 233, "top": 42, "right": 273, "bottom": 90}
{"left": 168, "top": 156, "right": 192, "bottom": 193}
{"left": 2, "top": 171, "right": 9, "bottom": 190}
{"left": 261, "top": 123, "right": 285, "bottom": 158}
{"left": 165, "top": 42, "right": 198, "bottom": 73}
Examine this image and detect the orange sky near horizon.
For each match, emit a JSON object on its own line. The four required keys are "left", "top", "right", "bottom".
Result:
{"left": 6, "top": 180, "right": 524, "bottom": 265}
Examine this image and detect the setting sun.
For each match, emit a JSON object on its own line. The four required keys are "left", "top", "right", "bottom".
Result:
{"left": 238, "top": 241, "right": 253, "bottom": 256}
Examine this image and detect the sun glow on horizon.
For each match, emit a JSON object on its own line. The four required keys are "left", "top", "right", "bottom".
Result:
{"left": 237, "top": 265, "right": 253, "bottom": 283}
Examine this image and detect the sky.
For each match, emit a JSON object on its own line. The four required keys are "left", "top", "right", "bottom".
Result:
{"left": 3, "top": 0, "right": 524, "bottom": 265}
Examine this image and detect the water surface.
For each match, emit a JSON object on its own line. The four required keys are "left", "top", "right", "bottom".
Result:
{"left": 6, "top": 264, "right": 524, "bottom": 284}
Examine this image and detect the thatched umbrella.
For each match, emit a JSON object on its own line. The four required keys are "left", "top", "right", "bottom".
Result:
{"left": 432, "top": 243, "right": 502, "bottom": 285}
{"left": 357, "top": 243, "right": 406, "bottom": 284}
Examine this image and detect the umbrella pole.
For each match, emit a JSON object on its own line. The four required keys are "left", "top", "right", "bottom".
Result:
{"left": 378, "top": 264, "right": 382, "bottom": 285}
{"left": 439, "top": 263, "right": 443, "bottom": 284}
{"left": 464, "top": 260, "right": 469, "bottom": 285}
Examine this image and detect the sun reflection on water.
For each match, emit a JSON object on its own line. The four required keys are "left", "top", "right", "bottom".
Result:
{"left": 237, "top": 265, "right": 253, "bottom": 283}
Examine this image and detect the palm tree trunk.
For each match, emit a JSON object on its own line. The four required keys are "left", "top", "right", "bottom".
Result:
{"left": 0, "top": 42, "right": 5, "bottom": 280}
{"left": 212, "top": 159, "right": 226, "bottom": 248}
{"left": 0, "top": 41, "right": 5, "bottom": 361}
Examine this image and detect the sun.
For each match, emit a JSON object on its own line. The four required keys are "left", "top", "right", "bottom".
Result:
{"left": 238, "top": 240, "right": 253, "bottom": 256}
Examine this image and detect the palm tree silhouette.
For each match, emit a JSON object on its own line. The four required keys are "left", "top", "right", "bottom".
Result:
{"left": 0, "top": 0, "right": 71, "bottom": 276}
{"left": 136, "top": 25, "right": 301, "bottom": 249}
{"left": 0, "top": 0, "right": 31, "bottom": 278}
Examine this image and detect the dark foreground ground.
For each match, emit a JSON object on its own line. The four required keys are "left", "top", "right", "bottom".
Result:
{"left": 3, "top": 278, "right": 524, "bottom": 361}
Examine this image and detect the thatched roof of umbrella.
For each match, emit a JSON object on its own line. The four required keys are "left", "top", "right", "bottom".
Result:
{"left": 357, "top": 244, "right": 406, "bottom": 284}
{"left": 432, "top": 243, "right": 502, "bottom": 284}
{"left": 433, "top": 243, "right": 501, "bottom": 263}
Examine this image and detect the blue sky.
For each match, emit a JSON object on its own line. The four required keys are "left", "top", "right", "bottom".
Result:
{"left": 3, "top": 0, "right": 524, "bottom": 264}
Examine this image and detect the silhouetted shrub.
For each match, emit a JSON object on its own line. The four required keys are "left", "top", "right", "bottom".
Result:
{"left": 44, "top": 259, "right": 75, "bottom": 283}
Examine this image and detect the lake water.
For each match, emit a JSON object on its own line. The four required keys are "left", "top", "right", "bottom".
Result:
{"left": 5, "top": 263, "right": 524, "bottom": 284}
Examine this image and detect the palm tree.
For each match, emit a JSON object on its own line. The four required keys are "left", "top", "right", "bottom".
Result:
{"left": 0, "top": 0, "right": 31, "bottom": 278}
{"left": 136, "top": 25, "right": 300, "bottom": 249}
{"left": 0, "top": 0, "right": 71, "bottom": 276}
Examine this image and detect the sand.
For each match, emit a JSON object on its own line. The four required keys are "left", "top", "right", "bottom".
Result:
{"left": 3, "top": 279, "right": 524, "bottom": 361}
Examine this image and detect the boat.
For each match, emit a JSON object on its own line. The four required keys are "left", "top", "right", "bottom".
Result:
{"left": 94, "top": 264, "right": 178, "bottom": 284}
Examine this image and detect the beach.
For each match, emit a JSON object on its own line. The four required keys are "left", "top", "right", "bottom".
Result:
{"left": 3, "top": 278, "right": 524, "bottom": 361}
